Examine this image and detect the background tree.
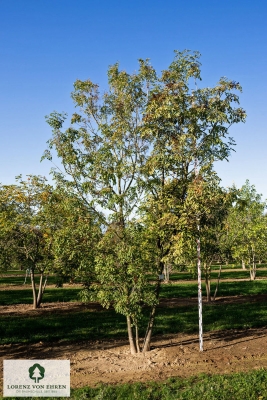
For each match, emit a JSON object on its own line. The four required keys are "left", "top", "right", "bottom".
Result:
{"left": 221, "top": 180, "right": 267, "bottom": 280}
{"left": 0, "top": 175, "right": 54, "bottom": 308}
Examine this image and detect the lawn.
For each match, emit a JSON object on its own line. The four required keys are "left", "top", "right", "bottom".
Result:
{"left": 1, "top": 299, "right": 267, "bottom": 345}
{"left": 1, "top": 267, "right": 267, "bottom": 399}
{"left": 1, "top": 278, "right": 267, "bottom": 305}
{"left": 1, "top": 369, "right": 267, "bottom": 400}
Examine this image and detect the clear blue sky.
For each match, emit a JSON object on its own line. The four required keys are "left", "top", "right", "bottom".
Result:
{"left": 1, "top": 0, "right": 266, "bottom": 198}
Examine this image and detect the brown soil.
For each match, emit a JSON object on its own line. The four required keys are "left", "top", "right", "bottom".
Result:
{"left": 1, "top": 298, "right": 267, "bottom": 389}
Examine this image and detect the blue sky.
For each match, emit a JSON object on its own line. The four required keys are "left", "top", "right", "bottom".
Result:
{"left": 1, "top": 0, "right": 266, "bottom": 198}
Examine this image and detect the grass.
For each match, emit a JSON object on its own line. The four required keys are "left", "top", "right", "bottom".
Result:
{"left": 2, "top": 269, "right": 267, "bottom": 287}
{"left": 0, "top": 287, "right": 81, "bottom": 305}
{"left": 2, "top": 266, "right": 267, "bottom": 286}
{"left": 209, "top": 279, "right": 267, "bottom": 298}
{"left": 0, "top": 269, "right": 27, "bottom": 275}
{"left": 1, "top": 278, "right": 267, "bottom": 305}
{"left": 212, "top": 263, "right": 267, "bottom": 269}
{"left": 0, "top": 274, "right": 71, "bottom": 286}
{"left": 159, "top": 279, "right": 267, "bottom": 299}
{"left": 147, "top": 266, "right": 267, "bottom": 281}
{"left": 1, "top": 268, "right": 267, "bottom": 399}
{"left": 2, "top": 266, "right": 267, "bottom": 399}
{"left": 155, "top": 301, "right": 267, "bottom": 334}
{"left": 1, "top": 369, "right": 267, "bottom": 399}
{"left": 209, "top": 269, "right": 267, "bottom": 280}
{"left": 65, "top": 369, "right": 267, "bottom": 400}
{"left": 198, "top": 269, "right": 267, "bottom": 280}
{"left": 1, "top": 299, "right": 267, "bottom": 345}
{"left": 0, "top": 308, "right": 126, "bottom": 344}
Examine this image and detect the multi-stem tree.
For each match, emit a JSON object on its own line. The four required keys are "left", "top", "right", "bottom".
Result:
{"left": 43, "top": 50, "right": 246, "bottom": 352}
{"left": 44, "top": 61, "right": 157, "bottom": 354}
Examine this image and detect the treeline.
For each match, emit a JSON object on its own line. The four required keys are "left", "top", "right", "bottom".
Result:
{"left": 2, "top": 50, "right": 264, "bottom": 354}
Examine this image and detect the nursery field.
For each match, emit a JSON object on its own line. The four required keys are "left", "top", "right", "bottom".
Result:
{"left": 1, "top": 266, "right": 267, "bottom": 399}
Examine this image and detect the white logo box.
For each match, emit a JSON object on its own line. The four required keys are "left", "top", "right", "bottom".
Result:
{"left": 3, "top": 360, "right": 70, "bottom": 397}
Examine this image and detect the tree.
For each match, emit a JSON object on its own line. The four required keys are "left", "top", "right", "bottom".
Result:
{"left": 171, "top": 178, "right": 235, "bottom": 302}
{"left": 221, "top": 180, "right": 267, "bottom": 280}
{"left": 43, "top": 50, "right": 246, "bottom": 352}
{"left": 138, "top": 49, "right": 245, "bottom": 341}
{"left": 44, "top": 59, "right": 158, "bottom": 354}
{"left": 0, "top": 176, "right": 54, "bottom": 308}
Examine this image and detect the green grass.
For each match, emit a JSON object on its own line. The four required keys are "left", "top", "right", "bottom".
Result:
{"left": 2, "top": 266, "right": 267, "bottom": 286}
{"left": 166, "top": 270, "right": 267, "bottom": 281}
{"left": 147, "top": 266, "right": 267, "bottom": 281}
{"left": 159, "top": 279, "right": 267, "bottom": 299}
{"left": 1, "top": 278, "right": 267, "bottom": 305}
{"left": 211, "top": 263, "right": 267, "bottom": 269}
{"left": 1, "top": 299, "right": 267, "bottom": 345}
{"left": 0, "top": 287, "right": 81, "bottom": 305}
{"left": 209, "top": 279, "right": 267, "bottom": 298}
{"left": 0, "top": 274, "right": 72, "bottom": 286}
{"left": 0, "top": 276, "right": 32, "bottom": 285}
{"left": 0, "top": 307, "right": 126, "bottom": 344}
{"left": 211, "top": 264, "right": 242, "bottom": 270}
{"left": 155, "top": 300, "right": 267, "bottom": 334}
{"left": 209, "top": 269, "right": 267, "bottom": 280}
{"left": 0, "top": 269, "right": 27, "bottom": 275}
{"left": 2, "top": 269, "right": 267, "bottom": 286}
{"left": 1, "top": 369, "right": 267, "bottom": 400}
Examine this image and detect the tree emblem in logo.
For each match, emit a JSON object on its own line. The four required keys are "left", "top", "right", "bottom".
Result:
{"left": 29, "top": 363, "right": 45, "bottom": 383}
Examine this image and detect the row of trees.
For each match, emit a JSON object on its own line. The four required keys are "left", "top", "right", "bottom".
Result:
{"left": 2, "top": 50, "right": 263, "bottom": 354}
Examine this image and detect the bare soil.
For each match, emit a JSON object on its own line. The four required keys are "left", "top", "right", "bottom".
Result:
{"left": 1, "top": 297, "right": 267, "bottom": 389}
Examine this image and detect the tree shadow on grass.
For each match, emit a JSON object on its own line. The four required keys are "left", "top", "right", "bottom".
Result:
{"left": 151, "top": 326, "right": 267, "bottom": 352}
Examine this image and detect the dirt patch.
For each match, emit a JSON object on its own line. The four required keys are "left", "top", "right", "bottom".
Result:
{"left": 0, "top": 328, "right": 267, "bottom": 389}
{"left": 1, "top": 298, "right": 267, "bottom": 389}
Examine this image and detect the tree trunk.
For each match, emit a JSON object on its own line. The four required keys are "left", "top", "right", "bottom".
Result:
{"left": 142, "top": 239, "right": 164, "bottom": 353}
{"left": 37, "top": 272, "right": 48, "bottom": 307}
{"left": 205, "top": 277, "right": 211, "bottom": 302}
{"left": 213, "top": 265, "right": 222, "bottom": 301}
{"left": 204, "top": 263, "right": 211, "bottom": 302}
{"left": 249, "top": 264, "right": 256, "bottom": 281}
{"left": 249, "top": 264, "right": 252, "bottom": 280}
{"left": 252, "top": 251, "right": 256, "bottom": 280}
{"left": 135, "top": 325, "right": 140, "bottom": 353}
{"left": 37, "top": 272, "right": 43, "bottom": 307}
{"left": 164, "top": 263, "right": 170, "bottom": 283}
{"left": 126, "top": 316, "right": 137, "bottom": 354}
{"left": 250, "top": 251, "right": 256, "bottom": 281}
{"left": 43, "top": 275, "right": 48, "bottom": 293}
{"left": 30, "top": 269, "right": 37, "bottom": 309}
{"left": 142, "top": 272, "right": 162, "bottom": 352}
{"left": 142, "top": 304, "right": 157, "bottom": 352}
{"left": 23, "top": 269, "right": 29, "bottom": 285}
{"left": 242, "top": 259, "right": 246, "bottom": 270}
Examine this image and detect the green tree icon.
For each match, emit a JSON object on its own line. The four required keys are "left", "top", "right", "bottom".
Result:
{"left": 29, "top": 363, "right": 45, "bottom": 383}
